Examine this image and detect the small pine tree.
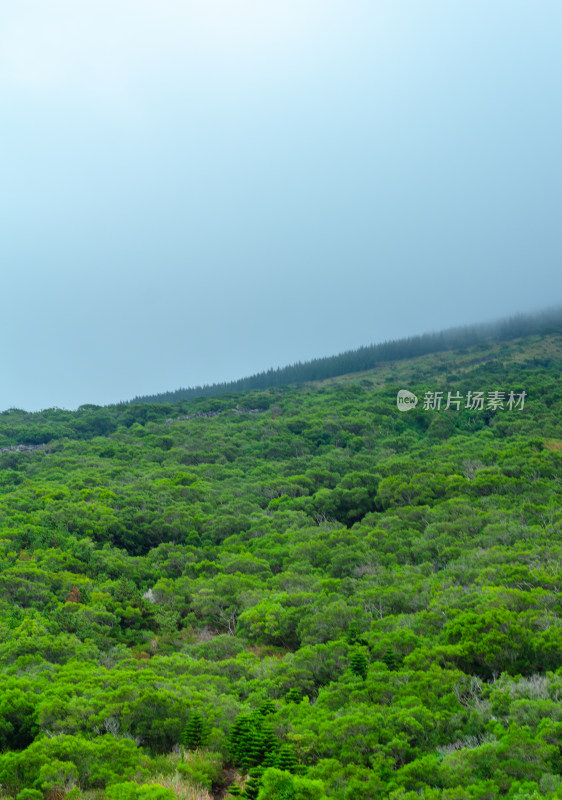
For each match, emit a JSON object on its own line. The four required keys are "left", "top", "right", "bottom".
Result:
{"left": 345, "top": 621, "right": 361, "bottom": 645}
{"left": 350, "top": 651, "right": 367, "bottom": 680}
{"left": 242, "top": 777, "right": 260, "bottom": 800}
{"left": 257, "top": 700, "right": 275, "bottom": 717}
{"left": 248, "top": 733, "right": 265, "bottom": 768}
{"left": 243, "top": 767, "right": 264, "bottom": 800}
{"left": 229, "top": 708, "right": 280, "bottom": 771}
{"left": 382, "top": 647, "right": 399, "bottom": 671}
{"left": 285, "top": 688, "right": 303, "bottom": 704}
{"left": 261, "top": 749, "right": 278, "bottom": 769}
{"left": 182, "top": 711, "right": 205, "bottom": 751}
{"left": 275, "top": 746, "right": 298, "bottom": 773}
{"left": 229, "top": 715, "right": 258, "bottom": 769}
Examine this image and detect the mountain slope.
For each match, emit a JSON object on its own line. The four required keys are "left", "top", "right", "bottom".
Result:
{"left": 0, "top": 332, "right": 560, "bottom": 799}
{"left": 128, "top": 304, "right": 562, "bottom": 404}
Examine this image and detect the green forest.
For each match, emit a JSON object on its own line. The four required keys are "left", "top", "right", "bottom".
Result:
{"left": 0, "top": 331, "right": 561, "bottom": 800}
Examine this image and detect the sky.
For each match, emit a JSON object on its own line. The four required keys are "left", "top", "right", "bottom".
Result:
{"left": 1, "top": 1, "right": 561, "bottom": 410}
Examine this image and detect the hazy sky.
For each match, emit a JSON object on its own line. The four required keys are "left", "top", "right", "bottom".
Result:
{"left": 1, "top": 1, "right": 561, "bottom": 410}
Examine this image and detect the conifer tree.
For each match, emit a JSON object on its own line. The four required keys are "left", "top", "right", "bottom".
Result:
{"left": 275, "top": 746, "right": 298, "bottom": 773}
{"left": 284, "top": 688, "right": 303, "bottom": 704}
{"left": 243, "top": 767, "right": 264, "bottom": 800}
{"left": 350, "top": 651, "right": 367, "bottom": 680}
{"left": 182, "top": 711, "right": 205, "bottom": 751}
{"left": 382, "top": 647, "right": 399, "bottom": 671}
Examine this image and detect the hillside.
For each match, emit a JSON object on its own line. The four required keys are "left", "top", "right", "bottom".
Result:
{"left": 127, "top": 305, "right": 562, "bottom": 404}
{"left": 0, "top": 331, "right": 561, "bottom": 800}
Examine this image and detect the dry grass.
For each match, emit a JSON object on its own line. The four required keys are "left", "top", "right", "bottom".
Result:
{"left": 544, "top": 439, "right": 562, "bottom": 451}
{"left": 135, "top": 775, "right": 213, "bottom": 800}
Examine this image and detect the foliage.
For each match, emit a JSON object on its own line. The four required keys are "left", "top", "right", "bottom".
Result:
{"left": 182, "top": 712, "right": 207, "bottom": 752}
{"left": 0, "top": 330, "right": 561, "bottom": 799}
